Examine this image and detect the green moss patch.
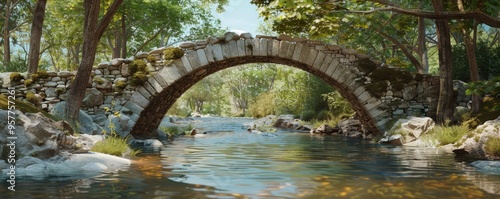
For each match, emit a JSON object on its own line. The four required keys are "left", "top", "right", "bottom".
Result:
{"left": 0, "top": 94, "right": 56, "bottom": 120}
{"left": 163, "top": 47, "right": 184, "bottom": 60}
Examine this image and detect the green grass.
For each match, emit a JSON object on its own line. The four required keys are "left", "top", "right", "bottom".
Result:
{"left": 91, "top": 136, "right": 140, "bottom": 157}
{"left": 422, "top": 125, "right": 471, "bottom": 146}
{"left": 485, "top": 137, "right": 500, "bottom": 158}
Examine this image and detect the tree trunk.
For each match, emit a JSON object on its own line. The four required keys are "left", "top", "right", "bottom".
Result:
{"left": 28, "top": 0, "right": 47, "bottom": 76}
{"left": 121, "top": 12, "right": 127, "bottom": 58}
{"left": 112, "top": 32, "right": 121, "bottom": 58}
{"left": 433, "top": 0, "right": 456, "bottom": 124}
{"left": 64, "top": 0, "right": 123, "bottom": 125}
{"left": 456, "top": 0, "right": 481, "bottom": 113}
{"left": 418, "top": 1, "right": 429, "bottom": 74}
{"left": 3, "top": 0, "right": 12, "bottom": 70}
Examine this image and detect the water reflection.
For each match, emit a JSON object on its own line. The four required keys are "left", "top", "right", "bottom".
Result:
{"left": 1, "top": 117, "right": 500, "bottom": 198}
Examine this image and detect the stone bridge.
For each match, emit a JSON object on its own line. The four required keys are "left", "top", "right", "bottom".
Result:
{"left": 0, "top": 32, "right": 441, "bottom": 137}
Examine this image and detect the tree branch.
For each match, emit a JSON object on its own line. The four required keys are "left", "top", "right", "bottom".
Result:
{"left": 336, "top": 7, "right": 500, "bottom": 28}
{"left": 94, "top": 0, "right": 123, "bottom": 40}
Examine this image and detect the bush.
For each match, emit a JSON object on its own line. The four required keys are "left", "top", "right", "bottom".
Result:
{"left": 163, "top": 47, "right": 184, "bottom": 60}
{"left": 90, "top": 136, "right": 140, "bottom": 157}
{"left": 423, "top": 125, "right": 471, "bottom": 146}
{"left": 301, "top": 110, "right": 316, "bottom": 121}
{"left": 249, "top": 92, "right": 275, "bottom": 118}
{"left": 485, "top": 137, "right": 500, "bottom": 158}
{"left": 315, "top": 110, "right": 334, "bottom": 121}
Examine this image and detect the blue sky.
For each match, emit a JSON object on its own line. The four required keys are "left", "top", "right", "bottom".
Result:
{"left": 213, "top": 0, "right": 264, "bottom": 35}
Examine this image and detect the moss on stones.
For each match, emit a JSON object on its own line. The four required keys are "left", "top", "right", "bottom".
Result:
{"left": 365, "top": 81, "right": 388, "bottom": 98}
{"left": 163, "top": 47, "right": 184, "bottom": 60}
{"left": 129, "top": 59, "right": 147, "bottom": 75}
{"left": 9, "top": 72, "right": 23, "bottom": 82}
{"left": 147, "top": 54, "right": 157, "bottom": 63}
{"left": 130, "top": 71, "right": 149, "bottom": 86}
{"left": 354, "top": 58, "right": 378, "bottom": 74}
{"left": 115, "top": 80, "right": 128, "bottom": 89}
{"left": 26, "top": 91, "right": 39, "bottom": 104}
{"left": 36, "top": 70, "right": 49, "bottom": 79}
{"left": 24, "top": 79, "right": 33, "bottom": 86}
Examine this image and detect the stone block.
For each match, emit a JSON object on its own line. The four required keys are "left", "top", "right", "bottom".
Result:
{"left": 129, "top": 92, "right": 149, "bottom": 108}
{"left": 212, "top": 44, "right": 224, "bottom": 61}
{"left": 196, "top": 49, "right": 209, "bottom": 66}
{"left": 278, "top": 41, "right": 290, "bottom": 58}
{"left": 312, "top": 52, "right": 326, "bottom": 70}
{"left": 305, "top": 49, "right": 319, "bottom": 67}
{"left": 236, "top": 39, "right": 246, "bottom": 57}
{"left": 272, "top": 39, "right": 280, "bottom": 57}
{"left": 180, "top": 56, "right": 193, "bottom": 73}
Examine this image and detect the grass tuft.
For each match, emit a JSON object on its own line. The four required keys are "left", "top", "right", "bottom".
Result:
{"left": 91, "top": 136, "right": 140, "bottom": 157}
{"left": 422, "top": 125, "right": 471, "bottom": 146}
{"left": 485, "top": 137, "right": 500, "bottom": 158}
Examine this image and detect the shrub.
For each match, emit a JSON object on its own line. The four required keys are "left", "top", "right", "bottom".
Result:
{"left": 301, "top": 110, "right": 316, "bottom": 121}
{"left": 423, "top": 125, "right": 470, "bottom": 146}
{"left": 147, "top": 54, "right": 157, "bottom": 63}
{"left": 163, "top": 47, "right": 184, "bottom": 60}
{"left": 485, "top": 137, "right": 500, "bottom": 157}
{"left": 315, "top": 110, "right": 334, "bottom": 121}
{"left": 249, "top": 92, "right": 275, "bottom": 118}
{"left": 90, "top": 136, "right": 140, "bottom": 157}
{"left": 24, "top": 79, "right": 33, "bottom": 86}
{"left": 9, "top": 72, "right": 23, "bottom": 82}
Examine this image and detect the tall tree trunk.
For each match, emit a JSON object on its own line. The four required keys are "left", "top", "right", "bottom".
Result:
{"left": 64, "top": 0, "right": 123, "bottom": 125}
{"left": 112, "top": 32, "right": 121, "bottom": 58}
{"left": 3, "top": 0, "right": 12, "bottom": 70}
{"left": 456, "top": 0, "right": 481, "bottom": 113}
{"left": 121, "top": 12, "right": 127, "bottom": 58}
{"left": 433, "top": 0, "right": 455, "bottom": 124}
{"left": 28, "top": 0, "right": 47, "bottom": 76}
{"left": 418, "top": 1, "right": 429, "bottom": 74}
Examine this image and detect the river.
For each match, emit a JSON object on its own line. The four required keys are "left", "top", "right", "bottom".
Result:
{"left": 2, "top": 117, "right": 500, "bottom": 198}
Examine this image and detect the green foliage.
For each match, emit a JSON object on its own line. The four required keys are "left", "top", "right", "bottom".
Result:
{"left": 452, "top": 42, "right": 500, "bottom": 82}
{"left": 130, "top": 71, "right": 149, "bottom": 86}
{"left": 128, "top": 59, "right": 150, "bottom": 86}
{"left": 31, "top": 74, "right": 39, "bottom": 81}
{"left": 91, "top": 136, "right": 139, "bottom": 157}
{"left": 163, "top": 47, "right": 184, "bottom": 60}
{"left": 24, "top": 79, "right": 33, "bottom": 86}
{"left": 249, "top": 92, "right": 275, "bottom": 118}
{"left": 316, "top": 110, "right": 334, "bottom": 121}
{"left": 301, "top": 110, "right": 316, "bottom": 121}
{"left": 9, "top": 72, "right": 23, "bottom": 82}
{"left": 322, "top": 91, "right": 354, "bottom": 115}
{"left": 423, "top": 125, "right": 471, "bottom": 146}
{"left": 161, "top": 124, "right": 194, "bottom": 138}
{"left": 485, "top": 137, "right": 500, "bottom": 157}
{"left": 466, "top": 76, "right": 500, "bottom": 97}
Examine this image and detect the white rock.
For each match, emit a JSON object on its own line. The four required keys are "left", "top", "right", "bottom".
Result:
{"left": 81, "top": 162, "right": 108, "bottom": 172}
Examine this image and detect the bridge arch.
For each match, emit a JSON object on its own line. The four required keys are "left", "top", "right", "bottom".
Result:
{"left": 119, "top": 33, "right": 439, "bottom": 137}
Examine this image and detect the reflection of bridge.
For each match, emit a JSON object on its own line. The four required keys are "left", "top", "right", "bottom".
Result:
{"left": 1, "top": 32, "right": 439, "bottom": 137}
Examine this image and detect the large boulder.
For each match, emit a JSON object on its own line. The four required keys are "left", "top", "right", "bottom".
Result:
{"left": 0, "top": 110, "right": 67, "bottom": 160}
{"left": 50, "top": 102, "right": 99, "bottom": 135}
{"left": 453, "top": 117, "right": 500, "bottom": 160}
{"left": 103, "top": 112, "right": 134, "bottom": 138}
{"left": 310, "top": 124, "right": 339, "bottom": 135}
{"left": 273, "top": 114, "right": 294, "bottom": 128}
{"left": 379, "top": 117, "right": 435, "bottom": 145}
{"left": 83, "top": 88, "right": 104, "bottom": 107}
{"left": 453, "top": 80, "right": 470, "bottom": 106}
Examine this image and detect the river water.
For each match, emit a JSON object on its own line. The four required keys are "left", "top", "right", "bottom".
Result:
{"left": 2, "top": 117, "right": 500, "bottom": 198}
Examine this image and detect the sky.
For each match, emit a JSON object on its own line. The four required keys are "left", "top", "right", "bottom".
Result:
{"left": 212, "top": 0, "right": 264, "bottom": 36}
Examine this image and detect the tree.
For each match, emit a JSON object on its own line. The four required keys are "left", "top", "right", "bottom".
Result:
{"left": 252, "top": 0, "right": 500, "bottom": 124}
{"left": 64, "top": 0, "right": 123, "bottom": 126}
{"left": 27, "top": 0, "right": 47, "bottom": 75}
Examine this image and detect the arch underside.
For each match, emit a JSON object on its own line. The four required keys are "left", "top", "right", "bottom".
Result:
{"left": 128, "top": 56, "right": 381, "bottom": 137}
